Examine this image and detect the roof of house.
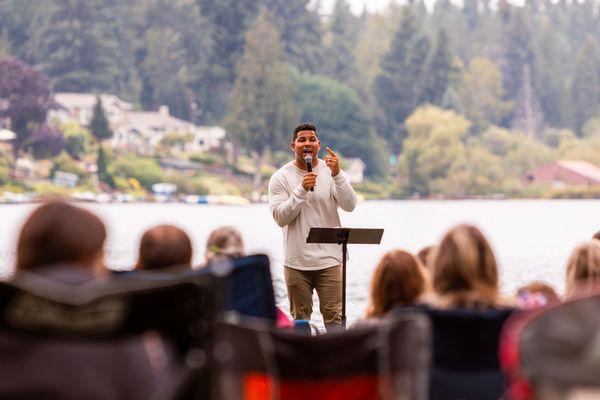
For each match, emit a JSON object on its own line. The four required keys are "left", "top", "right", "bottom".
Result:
{"left": 54, "top": 92, "right": 133, "bottom": 111}
{"left": 125, "top": 111, "right": 197, "bottom": 137}
{"left": 558, "top": 160, "right": 600, "bottom": 183}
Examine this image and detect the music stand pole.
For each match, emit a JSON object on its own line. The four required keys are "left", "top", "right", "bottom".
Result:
{"left": 306, "top": 227, "right": 384, "bottom": 331}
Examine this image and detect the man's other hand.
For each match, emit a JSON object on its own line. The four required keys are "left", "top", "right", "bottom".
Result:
{"left": 302, "top": 172, "right": 317, "bottom": 191}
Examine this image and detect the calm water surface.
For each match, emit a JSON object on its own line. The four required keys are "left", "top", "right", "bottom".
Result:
{"left": 0, "top": 200, "right": 597, "bottom": 327}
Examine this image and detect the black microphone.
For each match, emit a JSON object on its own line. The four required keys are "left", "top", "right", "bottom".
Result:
{"left": 305, "top": 155, "right": 314, "bottom": 191}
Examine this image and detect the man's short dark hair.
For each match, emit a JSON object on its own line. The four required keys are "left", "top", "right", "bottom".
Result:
{"left": 593, "top": 231, "right": 600, "bottom": 241}
{"left": 293, "top": 123, "right": 318, "bottom": 141}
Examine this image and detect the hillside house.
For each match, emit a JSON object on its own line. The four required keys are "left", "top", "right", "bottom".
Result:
{"left": 524, "top": 160, "right": 600, "bottom": 188}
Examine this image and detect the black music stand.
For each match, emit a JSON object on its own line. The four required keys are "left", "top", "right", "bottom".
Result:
{"left": 307, "top": 227, "right": 384, "bottom": 330}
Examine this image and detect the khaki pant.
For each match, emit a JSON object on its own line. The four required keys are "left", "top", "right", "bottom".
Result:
{"left": 284, "top": 265, "right": 342, "bottom": 330}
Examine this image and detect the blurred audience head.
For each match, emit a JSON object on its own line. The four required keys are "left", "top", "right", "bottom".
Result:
{"left": 136, "top": 225, "right": 192, "bottom": 270}
{"left": 565, "top": 240, "right": 600, "bottom": 298}
{"left": 366, "top": 249, "right": 427, "bottom": 318}
{"left": 516, "top": 281, "right": 560, "bottom": 309}
{"left": 205, "top": 226, "right": 244, "bottom": 263}
{"left": 16, "top": 201, "right": 106, "bottom": 274}
{"left": 417, "top": 245, "right": 437, "bottom": 270}
{"left": 431, "top": 224, "right": 499, "bottom": 307}
{"left": 593, "top": 231, "right": 600, "bottom": 241}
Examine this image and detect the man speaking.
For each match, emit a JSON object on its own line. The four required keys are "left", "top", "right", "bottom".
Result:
{"left": 268, "top": 123, "right": 358, "bottom": 331}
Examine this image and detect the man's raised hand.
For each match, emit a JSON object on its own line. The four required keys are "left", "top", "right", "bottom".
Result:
{"left": 324, "top": 147, "right": 340, "bottom": 176}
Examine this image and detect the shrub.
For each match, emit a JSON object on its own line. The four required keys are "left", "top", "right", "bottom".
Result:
{"left": 110, "top": 155, "right": 164, "bottom": 189}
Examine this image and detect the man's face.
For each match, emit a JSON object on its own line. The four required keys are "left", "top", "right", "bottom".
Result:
{"left": 291, "top": 130, "right": 320, "bottom": 163}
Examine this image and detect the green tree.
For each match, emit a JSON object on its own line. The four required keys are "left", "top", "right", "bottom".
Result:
{"left": 28, "top": 0, "right": 136, "bottom": 95}
{"left": 423, "top": 28, "right": 454, "bottom": 106}
{"left": 531, "top": 19, "right": 574, "bottom": 129}
{"left": 51, "top": 152, "right": 87, "bottom": 179}
{"left": 197, "top": 0, "right": 260, "bottom": 122}
{"left": 89, "top": 96, "right": 113, "bottom": 141}
{"left": 499, "top": 8, "right": 535, "bottom": 125}
{"left": 374, "top": 8, "right": 431, "bottom": 149}
{"left": 291, "top": 71, "right": 387, "bottom": 178}
{"left": 325, "top": 0, "right": 359, "bottom": 85}
{"left": 0, "top": 1, "right": 39, "bottom": 61}
{"left": 260, "top": 0, "right": 325, "bottom": 74}
{"left": 458, "top": 58, "right": 512, "bottom": 133}
{"left": 110, "top": 155, "right": 164, "bottom": 189}
{"left": 480, "top": 126, "right": 553, "bottom": 176}
{"left": 136, "top": 0, "right": 212, "bottom": 121}
{"left": 399, "top": 106, "right": 471, "bottom": 196}
{"left": 571, "top": 37, "right": 600, "bottom": 135}
{"left": 96, "top": 145, "right": 115, "bottom": 188}
{"left": 224, "top": 9, "right": 298, "bottom": 190}
{"left": 60, "top": 121, "right": 92, "bottom": 160}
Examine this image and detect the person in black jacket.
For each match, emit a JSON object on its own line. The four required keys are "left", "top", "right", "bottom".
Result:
{"left": 0, "top": 201, "right": 163, "bottom": 400}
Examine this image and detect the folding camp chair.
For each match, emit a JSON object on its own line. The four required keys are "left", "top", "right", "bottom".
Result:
{"left": 501, "top": 290, "right": 600, "bottom": 400}
{"left": 414, "top": 305, "right": 515, "bottom": 400}
{"left": 0, "top": 270, "right": 219, "bottom": 400}
{"left": 211, "top": 309, "right": 431, "bottom": 400}
{"left": 127, "top": 254, "right": 278, "bottom": 323}
{"left": 206, "top": 254, "right": 278, "bottom": 322}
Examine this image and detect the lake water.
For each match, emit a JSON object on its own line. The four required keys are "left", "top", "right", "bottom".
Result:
{"left": 0, "top": 200, "right": 598, "bottom": 327}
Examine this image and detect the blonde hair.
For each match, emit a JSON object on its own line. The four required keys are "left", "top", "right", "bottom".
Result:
{"left": 565, "top": 240, "right": 600, "bottom": 298}
{"left": 205, "top": 226, "right": 244, "bottom": 262}
{"left": 366, "top": 249, "right": 427, "bottom": 318}
{"left": 431, "top": 224, "right": 499, "bottom": 308}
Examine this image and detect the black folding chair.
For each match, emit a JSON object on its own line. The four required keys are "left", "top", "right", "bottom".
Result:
{"left": 0, "top": 270, "right": 219, "bottom": 400}
{"left": 211, "top": 309, "right": 431, "bottom": 400}
{"left": 414, "top": 305, "right": 515, "bottom": 400}
{"left": 206, "top": 254, "right": 278, "bottom": 322}
{"left": 125, "top": 254, "right": 278, "bottom": 323}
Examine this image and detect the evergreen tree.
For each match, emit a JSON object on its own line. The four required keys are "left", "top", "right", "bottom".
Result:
{"left": 0, "top": 1, "right": 38, "bottom": 62}
{"left": 531, "top": 20, "right": 574, "bottom": 129}
{"left": 27, "top": 0, "right": 136, "bottom": 95}
{"left": 260, "top": 0, "right": 325, "bottom": 74}
{"left": 224, "top": 9, "right": 298, "bottom": 190}
{"left": 136, "top": 0, "right": 213, "bottom": 121}
{"left": 571, "top": 37, "right": 600, "bottom": 135}
{"left": 374, "top": 8, "right": 430, "bottom": 149}
{"left": 96, "top": 144, "right": 115, "bottom": 188}
{"left": 499, "top": 8, "right": 535, "bottom": 125}
{"left": 196, "top": 0, "right": 260, "bottom": 122}
{"left": 325, "top": 0, "right": 359, "bottom": 85}
{"left": 89, "top": 96, "right": 113, "bottom": 141}
{"left": 423, "top": 28, "right": 453, "bottom": 106}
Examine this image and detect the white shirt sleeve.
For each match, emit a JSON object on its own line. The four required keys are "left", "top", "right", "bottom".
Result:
{"left": 268, "top": 173, "right": 307, "bottom": 227}
{"left": 332, "top": 170, "right": 358, "bottom": 212}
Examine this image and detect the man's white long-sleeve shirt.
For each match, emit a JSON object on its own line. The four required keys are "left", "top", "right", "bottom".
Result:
{"left": 268, "top": 160, "right": 358, "bottom": 271}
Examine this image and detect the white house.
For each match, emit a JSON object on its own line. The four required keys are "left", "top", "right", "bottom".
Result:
{"left": 187, "top": 126, "right": 226, "bottom": 153}
{"left": 51, "top": 92, "right": 133, "bottom": 127}
{"left": 345, "top": 158, "right": 366, "bottom": 183}
{"left": 114, "top": 106, "right": 225, "bottom": 154}
{"left": 51, "top": 93, "right": 226, "bottom": 154}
